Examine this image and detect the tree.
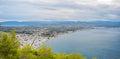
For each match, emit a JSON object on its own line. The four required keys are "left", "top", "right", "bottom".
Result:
{"left": 54, "top": 53, "right": 67, "bottom": 59}
{"left": 18, "top": 44, "right": 37, "bottom": 59}
{"left": 0, "top": 30, "right": 20, "bottom": 59}
{"left": 37, "top": 46, "right": 54, "bottom": 59}
{"left": 9, "top": 30, "right": 20, "bottom": 49}
{"left": 67, "top": 53, "right": 86, "bottom": 59}
{"left": 92, "top": 57, "right": 97, "bottom": 59}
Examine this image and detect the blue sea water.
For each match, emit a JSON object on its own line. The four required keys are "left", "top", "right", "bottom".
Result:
{"left": 45, "top": 28, "right": 120, "bottom": 59}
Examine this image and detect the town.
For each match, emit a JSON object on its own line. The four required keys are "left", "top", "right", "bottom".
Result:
{"left": 0, "top": 25, "right": 94, "bottom": 48}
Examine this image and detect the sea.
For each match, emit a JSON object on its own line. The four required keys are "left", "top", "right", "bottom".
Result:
{"left": 45, "top": 28, "right": 120, "bottom": 59}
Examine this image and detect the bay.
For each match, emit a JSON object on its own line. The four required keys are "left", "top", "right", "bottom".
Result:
{"left": 45, "top": 28, "right": 120, "bottom": 59}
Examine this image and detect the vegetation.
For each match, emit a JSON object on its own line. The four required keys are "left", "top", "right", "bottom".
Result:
{"left": 0, "top": 30, "right": 95, "bottom": 59}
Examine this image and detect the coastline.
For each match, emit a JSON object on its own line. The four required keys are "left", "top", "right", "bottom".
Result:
{"left": 37, "top": 29, "right": 90, "bottom": 49}
{"left": 36, "top": 30, "right": 79, "bottom": 49}
{"left": 17, "top": 27, "right": 95, "bottom": 49}
{"left": 2, "top": 26, "right": 117, "bottom": 49}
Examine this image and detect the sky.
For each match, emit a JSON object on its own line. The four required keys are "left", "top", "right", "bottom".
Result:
{"left": 0, "top": 0, "right": 120, "bottom": 22}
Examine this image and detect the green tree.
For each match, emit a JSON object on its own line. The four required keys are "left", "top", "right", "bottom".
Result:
{"left": 54, "top": 53, "right": 67, "bottom": 59}
{"left": 9, "top": 30, "right": 20, "bottom": 50}
{"left": 0, "top": 30, "right": 20, "bottom": 59}
{"left": 37, "top": 46, "right": 54, "bottom": 59}
{"left": 92, "top": 57, "right": 97, "bottom": 59}
{"left": 67, "top": 53, "right": 86, "bottom": 59}
{"left": 18, "top": 44, "right": 37, "bottom": 59}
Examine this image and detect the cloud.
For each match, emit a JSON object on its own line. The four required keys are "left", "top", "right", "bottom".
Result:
{"left": 0, "top": 0, "right": 120, "bottom": 22}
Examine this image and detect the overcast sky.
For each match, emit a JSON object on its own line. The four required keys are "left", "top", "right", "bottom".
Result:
{"left": 0, "top": 0, "right": 120, "bottom": 22}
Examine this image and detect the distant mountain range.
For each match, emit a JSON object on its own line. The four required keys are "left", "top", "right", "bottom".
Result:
{"left": 1, "top": 21, "right": 120, "bottom": 27}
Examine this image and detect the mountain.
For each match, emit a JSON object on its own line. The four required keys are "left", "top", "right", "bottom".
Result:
{"left": 1, "top": 21, "right": 120, "bottom": 27}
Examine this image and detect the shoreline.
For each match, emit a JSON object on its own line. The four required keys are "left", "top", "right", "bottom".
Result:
{"left": 17, "top": 29, "right": 82, "bottom": 49}
{"left": 37, "top": 27, "right": 119, "bottom": 48}
{"left": 2, "top": 27, "right": 118, "bottom": 49}
{"left": 37, "top": 29, "right": 90, "bottom": 49}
